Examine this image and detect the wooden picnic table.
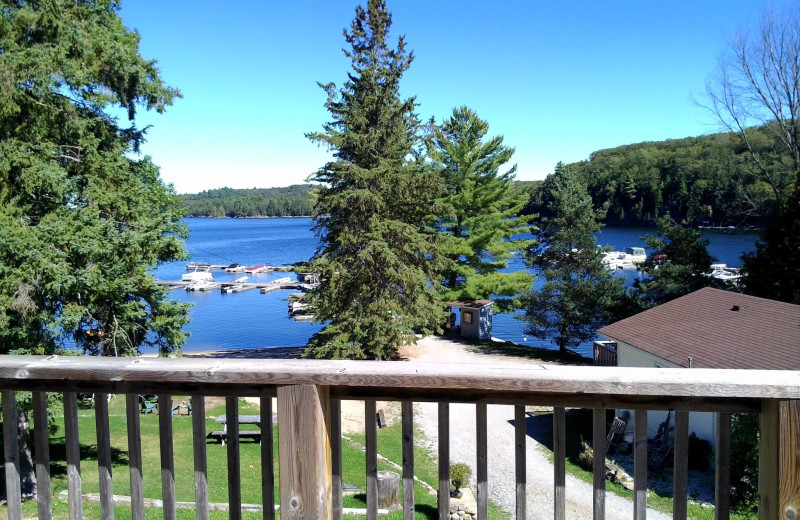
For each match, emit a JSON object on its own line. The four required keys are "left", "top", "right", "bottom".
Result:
{"left": 209, "top": 414, "right": 262, "bottom": 445}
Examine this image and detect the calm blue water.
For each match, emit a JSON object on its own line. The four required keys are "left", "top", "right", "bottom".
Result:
{"left": 152, "top": 218, "right": 758, "bottom": 356}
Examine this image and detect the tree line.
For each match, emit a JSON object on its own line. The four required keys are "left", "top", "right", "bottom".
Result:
{"left": 182, "top": 185, "right": 315, "bottom": 217}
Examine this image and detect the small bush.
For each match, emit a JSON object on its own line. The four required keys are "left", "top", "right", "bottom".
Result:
{"left": 688, "top": 432, "right": 712, "bottom": 471}
{"left": 449, "top": 462, "right": 472, "bottom": 490}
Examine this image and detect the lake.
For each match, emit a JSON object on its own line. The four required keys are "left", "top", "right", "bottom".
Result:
{"left": 151, "top": 218, "right": 758, "bottom": 357}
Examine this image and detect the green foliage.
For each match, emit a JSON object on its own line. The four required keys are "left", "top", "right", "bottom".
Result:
{"left": 304, "top": 0, "right": 446, "bottom": 359}
{"left": 0, "top": 0, "right": 190, "bottom": 356}
{"left": 428, "top": 106, "right": 534, "bottom": 312}
{"left": 631, "top": 216, "right": 721, "bottom": 309}
{"left": 520, "top": 163, "right": 625, "bottom": 355}
{"left": 729, "top": 413, "right": 759, "bottom": 514}
{"left": 181, "top": 185, "right": 315, "bottom": 217}
{"left": 448, "top": 461, "right": 472, "bottom": 491}
{"left": 687, "top": 432, "right": 712, "bottom": 471}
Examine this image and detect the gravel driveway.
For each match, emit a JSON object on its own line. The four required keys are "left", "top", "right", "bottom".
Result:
{"left": 404, "top": 336, "right": 673, "bottom": 520}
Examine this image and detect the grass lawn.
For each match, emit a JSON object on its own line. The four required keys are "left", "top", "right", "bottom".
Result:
{"left": 1, "top": 395, "right": 510, "bottom": 520}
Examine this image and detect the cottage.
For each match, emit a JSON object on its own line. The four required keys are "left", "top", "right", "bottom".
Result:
{"left": 597, "top": 287, "right": 800, "bottom": 449}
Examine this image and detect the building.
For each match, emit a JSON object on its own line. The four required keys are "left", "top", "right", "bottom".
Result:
{"left": 446, "top": 300, "right": 493, "bottom": 340}
{"left": 597, "top": 287, "right": 800, "bottom": 449}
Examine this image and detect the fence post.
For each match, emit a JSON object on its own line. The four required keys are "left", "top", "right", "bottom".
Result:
{"left": 761, "top": 399, "right": 800, "bottom": 520}
{"left": 278, "top": 384, "right": 332, "bottom": 520}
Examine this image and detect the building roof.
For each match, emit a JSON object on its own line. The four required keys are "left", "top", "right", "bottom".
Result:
{"left": 448, "top": 300, "right": 493, "bottom": 309}
{"left": 598, "top": 287, "right": 800, "bottom": 370}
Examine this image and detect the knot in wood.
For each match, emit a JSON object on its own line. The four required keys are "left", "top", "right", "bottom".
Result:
{"left": 290, "top": 497, "right": 299, "bottom": 510}
{"left": 786, "top": 508, "right": 796, "bottom": 520}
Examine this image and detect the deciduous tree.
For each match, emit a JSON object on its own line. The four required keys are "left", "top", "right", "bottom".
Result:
{"left": 428, "top": 106, "right": 534, "bottom": 312}
{"left": 304, "top": 0, "right": 446, "bottom": 359}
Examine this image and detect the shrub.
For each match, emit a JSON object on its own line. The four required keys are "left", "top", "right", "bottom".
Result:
{"left": 449, "top": 462, "right": 472, "bottom": 491}
{"left": 688, "top": 432, "right": 712, "bottom": 471}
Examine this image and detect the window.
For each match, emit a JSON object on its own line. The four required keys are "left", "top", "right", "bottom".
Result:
{"left": 463, "top": 312, "right": 473, "bottom": 324}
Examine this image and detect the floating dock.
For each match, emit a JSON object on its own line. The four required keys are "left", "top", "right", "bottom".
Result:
{"left": 158, "top": 278, "right": 304, "bottom": 294}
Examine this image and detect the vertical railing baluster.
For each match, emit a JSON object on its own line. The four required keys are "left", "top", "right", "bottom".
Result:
{"left": 64, "top": 392, "right": 83, "bottom": 520}
{"left": 672, "top": 411, "right": 689, "bottom": 520}
{"left": 401, "top": 400, "right": 415, "bottom": 520}
{"left": 125, "top": 394, "right": 144, "bottom": 520}
{"left": 260, "top": 395, "right": 276, "bottom": 520}
{"left": 715, "top": 412, "right": 731, "bottom": 520}
{"left": 366, "top": 399, "right": 378, "bottom": 520}
{"left": 330, "top": 398, "right": 342, "bottom": 520}
{"left": 633, "top": 410, "right": 647, "bottom": 520}
{"left": 592, "top": 408, "right": 606, "bottom": 520}
{"left": 759, "top": 399, "right": 779, "bottom": 519}
{"left": 158, "top": 394, "right": 176, "bottom": 520}
{"left": 438, "top": 402, "right": 450, "bottom": 520}
{"left": 554, "top": 406, "right": 566, "bottom": 520}
{"left": 226, "top": 396, "right": 242, "bottom": 520}
{"left": 192, "top": 395, "right": 210, "bottom": 520}
{"left": 515, "top": 405, "right": 526, "bottom": 520}
{"left": 95, "top": 393, "right": 114, "bottom": 520}
{"left": 475, "top": 402, "right": 488, "bottom": 520}
{"left": 33, "top": 391, "right": 53, "bottom": 520}
{"left": 2, "top": 391, "right": 22, "bottom": 520}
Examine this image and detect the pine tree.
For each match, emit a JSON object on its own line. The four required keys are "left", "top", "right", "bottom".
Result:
{"left": 519, "top": 163, "right": 625, "bottom": 355}
{"left": 428, "top": 106, "right": 534, "bottom": 312}
{"left": 304, "top": 0, "right": 446, "bottom": 360}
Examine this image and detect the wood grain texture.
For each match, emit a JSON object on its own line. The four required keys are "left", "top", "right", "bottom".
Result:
{"left": 125, "top": 394, "right": 145, "bottom": 520}
{"left": 673, "top": 411, "right": 689, "bottom": 520}
{"left": 63, "top": 392, "right": 83, "bottom": 520}
{"left": 33, "top": 391, "right": 52, "bottom": 520}
{"left": 779, "top": 400, "right": 800, "bottom": 520}
{"left": 554, "top": 406, "right": 565, "bottom": 520}
{"left": 761, "top": 399, "right": 779, "bottom": 520}
{"left": 633, "top": 410, "right": 647, "bottom": 520}
{"left": 515, "top": 405, "right": 526, "bottom": 520}
{"left": 592, "top": 408, "right": 606, "bottom": 520}
{"left": 158, "top": 395, "right": 177, "bottom": 520}
{"left": 476, "top": 402, "right": 488, "bottom": 520}
{"left": 2, "top": 391, "right": 21, "bottom": 520}
{"left": 94, "top": 393, "right": 114, "bottom": 520}
{"left": 192, "top": 395, "right": 210, "bottom": 520}
{"left": 714, "top": 412, "right": 731, "bottom": 520}
{"left": 226, "top": 396, "right": 242, "bottom": 520}
{"left": 437, "top": 402, "right": 450, "bottom": 520}
{"left": 277, "top": 384, "right": 331, "bottom": 520}
{"left": 366, "top": 400, "right": 378, "bottom": 520}
{"left": 401, "top": 401, "right": 415, "bottom": 520}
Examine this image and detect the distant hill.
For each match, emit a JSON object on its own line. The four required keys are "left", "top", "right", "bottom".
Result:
{"left": 181, "top": 185, "right": 315, "bottom": 217}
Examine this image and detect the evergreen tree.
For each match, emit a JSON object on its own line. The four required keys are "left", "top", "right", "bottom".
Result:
{"left": 632, "top": 216, "right": 721, "bottom": 309}
{"left": 428, "top": 106, "right": 534, "bottom": 312}
{"left": 304, "top": 0, "right": 446, "bottom": 360}
{"left": 519, "top": 163, "right": 625, "bottom": 355}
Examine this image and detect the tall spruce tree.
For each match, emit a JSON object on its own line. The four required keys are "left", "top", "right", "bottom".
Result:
{"left": 305, "top": 0, "right": 446, "bottom": 360}
{"left": 428, "top": 106, "right": 534, "bottom": 312}
{"left": 519, "top": 163, "right": 625, "bottom": 355}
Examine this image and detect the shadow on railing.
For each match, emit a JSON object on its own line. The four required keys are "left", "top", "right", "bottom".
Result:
{"left": 1, "top": 355, "right": 798, "bottom": 520}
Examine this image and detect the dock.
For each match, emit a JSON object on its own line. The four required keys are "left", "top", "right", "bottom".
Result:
{"left": 157, "top": 278, "right": 304, "bottom": 294}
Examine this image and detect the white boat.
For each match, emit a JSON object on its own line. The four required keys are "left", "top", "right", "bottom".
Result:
{"left": 185, "top": 278, "right": 216, "bottom": 291}
{"left": 233, "top": 276, "right": 249, "bottom": 284}
{"left": 602, "top": 247, "right": 646, "bottom": 270}
{"left": 707, "top": 263, "right": 742, "bottom": 282}
{"left": 185, "top": 262, "right": 211, "bottom": 271}
{"left": 181, "top": 269, "right": 214, "bottom": 282}
{"left": 225, "top": 263, "right": 247, "bottom": 273}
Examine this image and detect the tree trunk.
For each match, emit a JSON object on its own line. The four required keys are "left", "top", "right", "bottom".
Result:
{"left": 18, "top": 409, "right": 37, "bottom": 499}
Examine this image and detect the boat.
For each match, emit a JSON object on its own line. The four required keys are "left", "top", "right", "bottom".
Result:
{"left": 185, "top": 262, "right": 211, "bottom": 271}
{"left": 706, "top": 263, "right": 742, "bottom": 283}
{"left": 233, "top": 276, "right": 249, "bottom": 284}
{"left": 245, "top": 265, "right": 271, "bottom": 274}
{"left": 224, "top": 263, "right": 247, "bottom": 273}
{"left": 185, "top": 278, "right": 216, "bottom": 291}
{"left": 602, "top": 247, "right": 646, "bottom": 270}
{"left": 181, "top": 268, "right": 214, "bottom": 282}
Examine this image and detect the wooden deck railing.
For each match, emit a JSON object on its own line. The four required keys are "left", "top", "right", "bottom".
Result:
{"left": 0, "top": 355, "right": 799, "bottom": 520}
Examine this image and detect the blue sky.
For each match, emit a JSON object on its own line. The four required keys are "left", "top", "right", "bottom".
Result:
{"left": 119, "top": 1, "right": 791, "bottom": 194}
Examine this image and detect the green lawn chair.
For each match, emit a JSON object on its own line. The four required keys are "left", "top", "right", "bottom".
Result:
{"left": 139, "top": 395, "right": 158, "bottom": 414}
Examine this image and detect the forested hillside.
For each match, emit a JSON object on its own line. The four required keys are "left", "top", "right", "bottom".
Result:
{"left": 181, "top": 185, "right": 315, "bottom": 217}
{"left": 526, "top": 128, "right": 787, "bottom": 227}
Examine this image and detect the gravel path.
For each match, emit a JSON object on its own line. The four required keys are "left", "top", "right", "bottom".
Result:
{"left": 405, "top": 336, "right": 673, "bottom": 520}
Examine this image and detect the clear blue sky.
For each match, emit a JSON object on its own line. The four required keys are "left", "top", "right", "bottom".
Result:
{"left": 119, "top": 1, "right": 791, "bottom": 194}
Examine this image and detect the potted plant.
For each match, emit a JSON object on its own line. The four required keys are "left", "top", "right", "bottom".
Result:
{"left": 449, "top": 462, "right": 472, "bottom": 499}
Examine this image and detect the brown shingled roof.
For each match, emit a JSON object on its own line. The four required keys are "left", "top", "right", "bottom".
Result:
{"left": 598, "top": 287, "right": 800, "bottom": 370}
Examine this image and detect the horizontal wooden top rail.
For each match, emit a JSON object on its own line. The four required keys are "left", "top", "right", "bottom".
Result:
{"left": 0, "top": 355, "right": 797, "bottom": 411}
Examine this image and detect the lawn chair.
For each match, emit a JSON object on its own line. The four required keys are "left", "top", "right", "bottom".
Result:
{"left": 171, "top": 402, "right": 181, "bottom": 416}
{"left": 186, "top": 398, "right": 193, "bottom": 416}
{"left": 139, "top": 395, "right": 158, "bottom": 414}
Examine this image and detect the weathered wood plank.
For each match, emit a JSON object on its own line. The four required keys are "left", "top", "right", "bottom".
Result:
{"left": 226, "top": 396, "right": 242, "bottom": 520}
{"left": 366, "top": 400, "right": 378, "bottom": 520}
{"left": 714, "top": 412, "right": 730, "bottom": 520}
{"left": 554, "top": 406, "right": 566, "bottom": 520}
{"left": 515, "top": 405, "right": 526, "bottom": 520}
{"left": 673, "top": 411, "right": 689, "bottom": 520}
{"left": 192, "top": 395, "right": 210, "bottom": 520}
{"left": 476, "top": 402, "right": 488, "bottom": 520}
{"left": 779, "top": 400, "right": 800, "bottom": 520}
{"left": 125, "top": 394, "right": 145, "bottom": 520}
{"left": 592, "top": 408, "right": 606, "bottom": 520}
{"left": 330, "top": 399, "right": 342, "bottom": 520}
{"left": 259, "top": 395, "right": 275, "bottom": 520}
{"left": 0, "top": 355, "right": 796, "bottom": 402}
{"left": 64, "top": 392, "right": 83, "bottom": 520}
{"left": 633, "top": 410, "right": 647, "bottom": 520}
{"left": 33, "top": 391, "right": 53, "bottom": 520}
{"left": 401, "top": 400, "right": 415, "bottom": 520}
{"left": 760, "top": 399, "right": 779, "bottom": 519}
{"left": 158, "top": 394, "right": 177, "bottom": 520}
{"left": 94, "top": 393, "right": 114, "bottom": 520}
{"left": 2, "top": 391, "right": 22, "bottom": 520}
{"left": 277, "top": 384, "right": 332, "bottom": 520}
{"left": 438, "top": 402, "right": 450, "bottom": 520}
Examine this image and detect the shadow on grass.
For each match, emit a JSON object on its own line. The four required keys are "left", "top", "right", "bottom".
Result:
{"left": 45, "top": 437, "right": 130, "bottom": 478}
{"left": 457, "top": 337, "right": 593, "bottom": 366}
{"left": 509, "top": 408, "right": 595, "bottom": 467}
{"left": 346, "top": 493, "right": 438, "bottom": 518}
{"left": 183, "top": 346, "right": 307, "bottom": 359}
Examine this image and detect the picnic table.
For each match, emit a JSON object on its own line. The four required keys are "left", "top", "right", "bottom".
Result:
{"left": 209, "top": 414, "right": 262, "bottom": 445}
